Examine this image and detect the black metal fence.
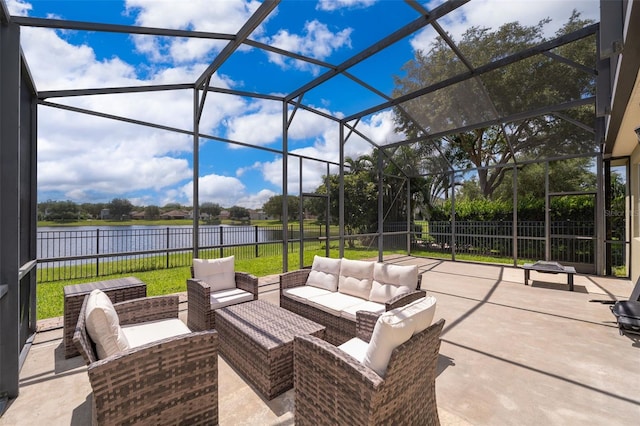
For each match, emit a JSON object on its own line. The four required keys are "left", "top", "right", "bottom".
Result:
{"left": 423, "top": 220, "right": 596, "bottom": 264}
{"left": 36, "top": 225, "right": 329, "bottom": 282}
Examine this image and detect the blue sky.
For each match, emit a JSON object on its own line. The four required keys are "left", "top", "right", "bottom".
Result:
{"left": 7, "top": 0, "right": 599, "bottom": 209}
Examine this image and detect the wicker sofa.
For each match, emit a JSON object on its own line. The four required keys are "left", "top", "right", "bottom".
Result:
{"left": 73, "top": 291, "right": 219, "bottom": 425}
{"left": 280, "top": 256, "right": 424, "bottom": 345}
{"left": 294, "top": 296, "right": 444, "bottom": 425}
{"left": 187, "top": 256, "right": 259, "bottom": 331}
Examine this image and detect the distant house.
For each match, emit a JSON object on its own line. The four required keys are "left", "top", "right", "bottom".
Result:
{"left": 131, "top": 211, "right": 146, "bottom": 220}
{"left": 100, "top": 208, "right": 110, "bottom": 220}
{"left": 161, "top": 210, "right": 189, "bottom": 220}
{"left": 249, "top": 209, "right": 268, "bottom": 220}
{"left": 219, "top": 210, "right": 231, "bottom": 220}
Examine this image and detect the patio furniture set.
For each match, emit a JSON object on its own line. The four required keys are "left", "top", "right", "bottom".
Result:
{"left": 67, "top": 255, "right": 445, "bottom": 425}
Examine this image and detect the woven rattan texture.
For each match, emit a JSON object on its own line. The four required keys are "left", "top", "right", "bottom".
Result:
{"left": 73, "top": 293, "right": 218, "bottom": 424}
{"left": 63, "top": 277, "right": 146, "bottom": 358}
{"left": 294, "top": 318, "right": 445, "bottom": 426}
{"left": 187, "top": 271, "right": 259, "bottom": 331}
{"left": 279, "top": 268, "right": 425, "bottom": 345}
{"left": 215, "top": 300, "right": 325, "bottom": 399}
{"left": 88, "top": 330, "right": 218, "bottom": 425}
{"left": 73, "top": 294, "right": 181, "bottom": 365}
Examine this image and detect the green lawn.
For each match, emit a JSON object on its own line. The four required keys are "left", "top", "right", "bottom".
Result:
{"left": 36, "top": 245, "right": 392, "bottom": 320}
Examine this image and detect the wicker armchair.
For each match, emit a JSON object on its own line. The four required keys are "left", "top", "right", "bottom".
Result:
{"left": 187, "top": 264, "right": 259, "bottom": 331}
{"left": 294, "top": 311, "right": 445, "bottom": 426}
{"left": 73, "top": 295, "right": 219, "bottom": 425}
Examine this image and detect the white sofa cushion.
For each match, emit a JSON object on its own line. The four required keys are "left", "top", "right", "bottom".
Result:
{"left": 338, "top": 258, "right": 375, "bottom": 299}
{"left": 363, "top": 296, "right": 437, "bottom": 377}
{"left": 340, "top": 300, "right": 385, "bottom": 322}
{"left": 282, "top": 285, "right": 334, "bottom": 303}
{"left": 84, "top": 289, "right": 130, "bottom": 359}
{"left": 122, "top": 318, "right": 191, "bottom": 349}
{"left": 307, "top": 292, "right": 364, "bottom": 317}
{"left": 408, "top": 295, "right": 437, "bottom": 333}
{"left": 193, "top": 256, "right": 236, "bottom": 292}
{"left": 307, "top": 255, "right": 341, "bottom": 291}
{"left": 338, "top": 337, "right": 369, "bottom": 364}
{"left": 369, "top": 263, "right": 418, "bottom": 303}
{"left": 209, "top": 288, "right": 254, "bottom": 309}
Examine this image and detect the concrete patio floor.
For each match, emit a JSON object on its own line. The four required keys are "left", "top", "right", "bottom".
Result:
{"left": 1, "top": 256, "right": 639, "bottom": 425}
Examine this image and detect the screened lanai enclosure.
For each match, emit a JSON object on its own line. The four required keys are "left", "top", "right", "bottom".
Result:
{"left": 0, "top": 0, "right": 632, "bottom": 403}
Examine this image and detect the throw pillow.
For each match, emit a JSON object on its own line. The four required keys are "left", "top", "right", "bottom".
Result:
{"left": 363, "top": 295, "right": 437, "bottom": 377}
{"left": 193, "top": 256, "right": 236, "bottom": 292}
{"left": 85, "top": 289, "right": 130, "bottom": 359}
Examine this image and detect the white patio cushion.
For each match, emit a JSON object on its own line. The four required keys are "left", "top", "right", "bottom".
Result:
{"left": 84, "top": 289, "right": 130, "bottom": 360}
{"left": 193, "top": 256, "right": 236, "bottom": 292}
{"left": 122, "top": 318, "right": 191, "bottom": 349}
{"left": 307, "top": 255, "right": 341, "bottom": 291}
{"left": 282, "top": 285, "right": 333, "bottom": 303}
{"left": 340, "top": 300, "right": 385, "bottom": 322}
{"left": 369, "top": 263, "right": 418, "bottom": 303}
{"left": 209, "top": 288, "right": 254, "bottom": 309}
{"left": 338, "top": 337, "right": 368, "bottom": 364}
{"left": 338, "top": 258, "right": 375, "bottom": 299}
{"left": 306, "top": 292, "right": 364, "bottom": 317}
{"left": 363, "top": 296, "right": 437, "bottom": 377}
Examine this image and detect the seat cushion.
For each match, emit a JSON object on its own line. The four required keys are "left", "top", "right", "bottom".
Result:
{"left": 209, "top": 288, "right": 254, "bottom": 309}
{"left": 282, "top": 285, "right": 334, "bottom": 303}
{"left": 363, "top": 295, "right": 437, "bottom": 377}
{"left": 193, "top": 256, "right": 236, "bottom": 292}
{"left": 340, "top": 300, "right": 385, "bottom": 322}
{"left": 338, "top": 337, "right": 369, "bottom": 364}
{"left": 307, "top": 255, "right": 341, "bottom": 291}
{"left": 338, "top": 258, "right": 375, "bottom": 299}
{"left": 369, "top": 263, "right": 417, "bottom": 303}
{"left": 84, "top": 289, "right": 130, "bottom": 359}
{"left": 122, "top": 318, "right": 191, "bottom": 349}
{"left": 307, "top": 292, "right": 364, "bottom": 316}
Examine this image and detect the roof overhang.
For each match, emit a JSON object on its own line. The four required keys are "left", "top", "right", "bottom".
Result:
{"left": 604, "top": 0, "right": 640, "bottom": 157}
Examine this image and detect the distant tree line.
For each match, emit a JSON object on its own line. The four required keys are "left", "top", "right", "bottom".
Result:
{"left": 38, "top": 199, "right": 249, "bottom": 223}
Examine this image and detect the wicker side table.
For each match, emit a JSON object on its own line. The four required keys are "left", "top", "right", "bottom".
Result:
{"left": 63, "top": 277, "right": 146, "bottom": 358}
{"left": 215, "top": 300, "right": 325, "bottom": 399}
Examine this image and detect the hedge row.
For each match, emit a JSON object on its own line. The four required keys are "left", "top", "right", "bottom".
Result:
{"left": 430, "top": 195, "right": 595, "bottom": 221}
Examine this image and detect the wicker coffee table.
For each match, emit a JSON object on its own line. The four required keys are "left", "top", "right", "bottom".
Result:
{"left": 215, "top": 300, "right": 325, "bottom": 400}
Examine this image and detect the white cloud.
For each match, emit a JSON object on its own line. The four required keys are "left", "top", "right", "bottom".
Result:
{"left": 253, "top": 109, "right": 398, "bottom": 192}
{"left": 6, "top": 0, "right": 31, "bottom": 15}
{"left": 263, "top": 20, "right": 352, "bottom": 71}
{"left": 179, "top": 174, "right": 273, "bottom": 209}
{"left": 15, "top": 14, "right": 247, "bottom": 205}
{"left": 316, "top": 0, "right": 377, "bottom": 12}
{"left": 125, "top": 0, "right": 264, "bottom": 64}
{"left": 237, "top": 189, "right": 277, "bottom": 210}
{"left": 224, "top": 98, "right": 340, "bottom": 148}
{"left": 412, "top": 0, "right": 599, "bottom": 51}
{"left": 181, "top": 174, "right": 246, "bottom": 206}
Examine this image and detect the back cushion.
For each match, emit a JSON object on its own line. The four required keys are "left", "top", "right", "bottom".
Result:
{"left": 193, "top": 256, "right": 236, "bottom": 292}
{"left": 85, "top": 289, "right": 130, "bottom": 359}
{"left": 362, "top": 309, "right": 415, "bottom": 377}
{"left": 307, "top": 255, "right": 341, "bottom": 291}
{"left": 369, "top": 263, "right": 418, "bottom": 303}
{"left": 338, "top": 258, "right": 375, "bottom": 299}
{"left": 363, "top": 295, "right": 437, "bottom": 377}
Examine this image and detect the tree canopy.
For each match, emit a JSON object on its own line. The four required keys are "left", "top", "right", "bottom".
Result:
{"left": 393, "top": 12, "right": 597, "bottom": 199}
